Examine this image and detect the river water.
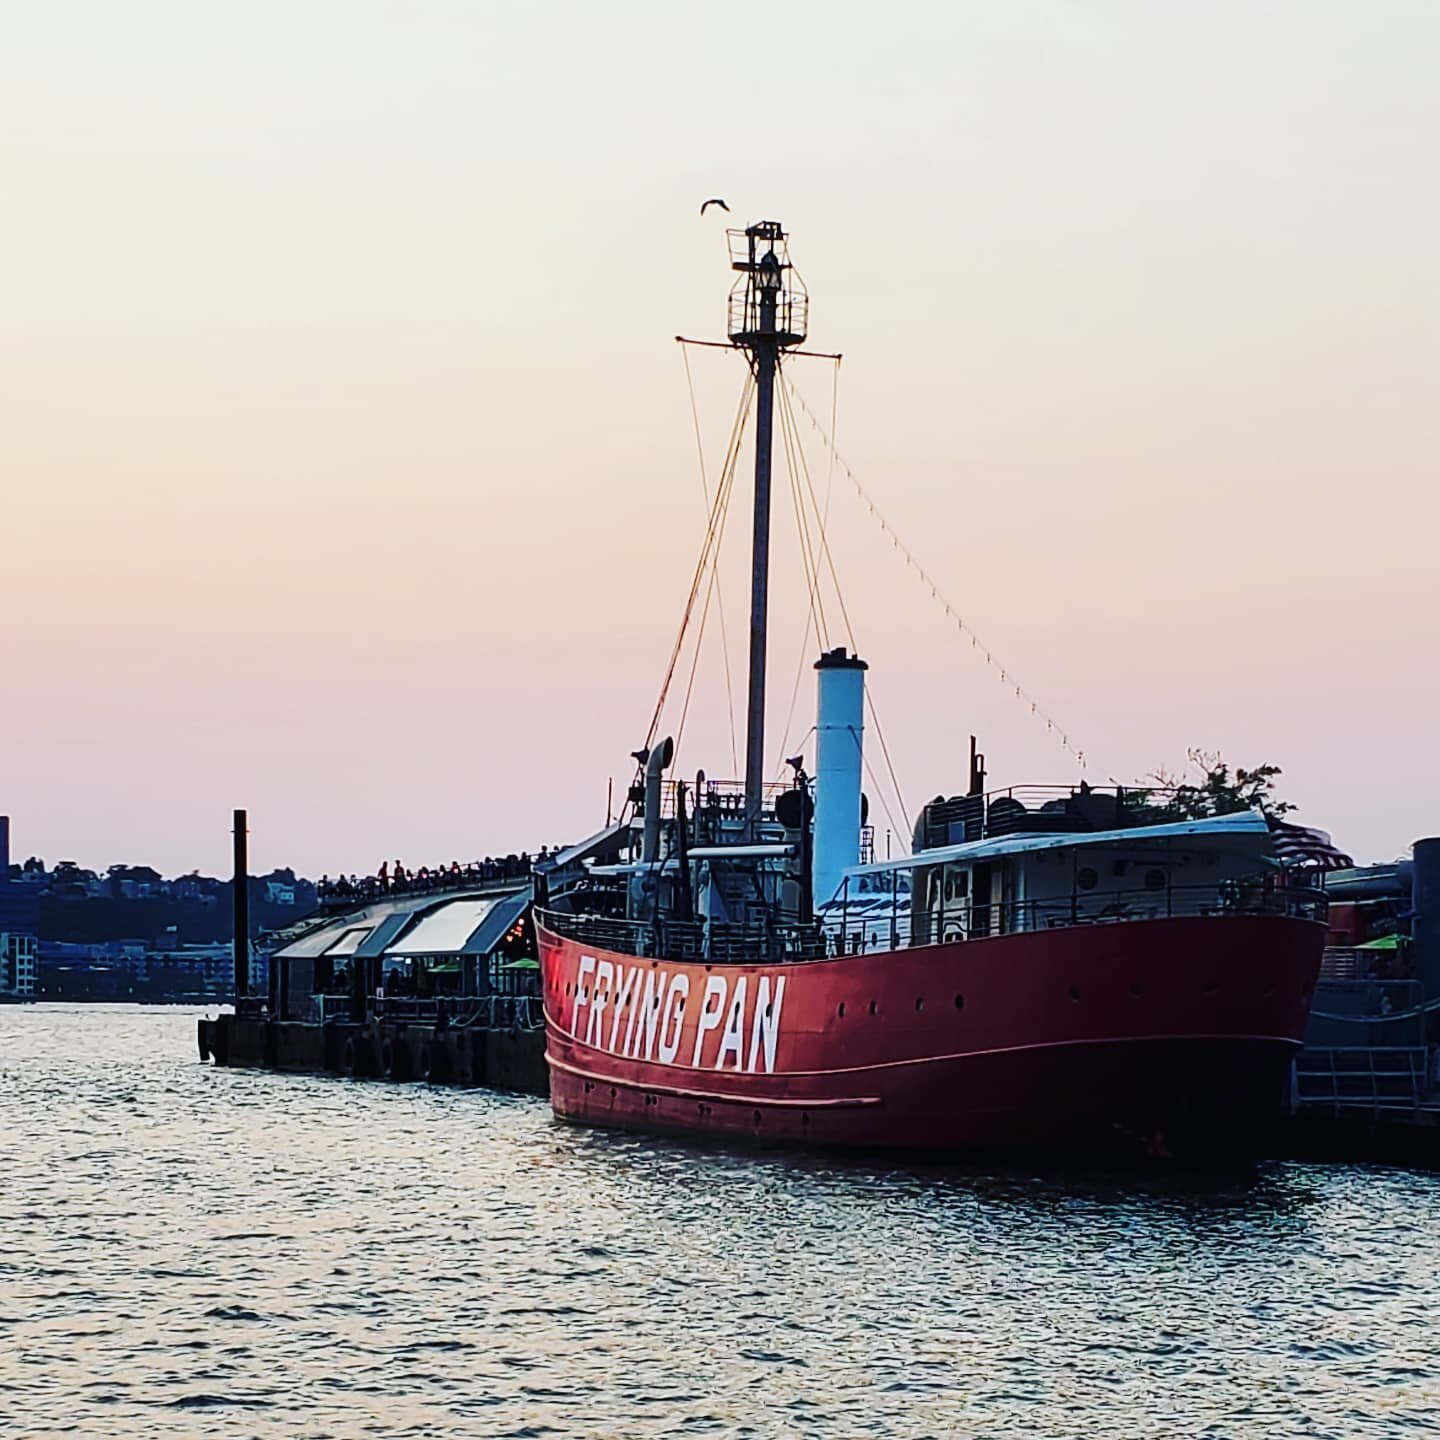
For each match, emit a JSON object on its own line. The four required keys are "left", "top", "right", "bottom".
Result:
{"left": 2, "top": 1005, "right": 1437, "bottom": 1439}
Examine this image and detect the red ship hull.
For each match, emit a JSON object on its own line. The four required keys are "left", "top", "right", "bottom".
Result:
{"left": 538, "top": 914, "right": 1325, "bottom": 1159}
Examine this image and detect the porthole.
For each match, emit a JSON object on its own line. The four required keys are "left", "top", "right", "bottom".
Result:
{"left": 838, "top": 1002, "right": 847, "bottom": 1019}
{"left": 1069, "top": 985, "right": 1081, "bottom": 1002}
{"left": 1144, "top": 868, "right": 1166, "bottom": 892}
{"left": 953, "top": 993, "right": 965, "bottom": 1010}
{"left": 869, "top": 1000, "right": 878, "bottom": 1016}
{"left": 1129, "top": 982, "right": 1143, "bottom": 998}
{"left": 915, "top": 997, "right": 925, "bottom": 1012}
{"left": 1077, "top": 867, "right": 1099, "bottom": 891}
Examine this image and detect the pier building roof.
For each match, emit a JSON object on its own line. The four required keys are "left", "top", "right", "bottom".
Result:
{"left": 272, "top": 883, "right": 532, "bottom": 964}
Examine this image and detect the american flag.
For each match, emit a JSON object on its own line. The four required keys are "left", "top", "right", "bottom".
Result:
{"left": 1268, "top": 818, "right": 1353, "bottom": 871}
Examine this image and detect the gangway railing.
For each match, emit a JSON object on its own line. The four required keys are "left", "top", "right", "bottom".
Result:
{"left": 1294, "top": 1046, "right": 1430, "bottom": 1114}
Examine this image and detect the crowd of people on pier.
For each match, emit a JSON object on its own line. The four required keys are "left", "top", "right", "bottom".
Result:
{"left": 316, "top": 846, "right": 568, "bottom": 907}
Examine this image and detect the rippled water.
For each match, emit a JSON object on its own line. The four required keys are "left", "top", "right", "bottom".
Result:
{"left": 2, "top": 1005, "right": 1439, "bottom": 1438}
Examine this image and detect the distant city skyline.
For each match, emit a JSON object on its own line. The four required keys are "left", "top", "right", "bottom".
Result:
{"left": 3, "top": 1, "right": 1436, "bottom": 875}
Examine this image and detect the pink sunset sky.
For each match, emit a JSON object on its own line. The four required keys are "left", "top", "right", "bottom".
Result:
{"left": 3, "top": 1, "right": 1436, "bottom": 879}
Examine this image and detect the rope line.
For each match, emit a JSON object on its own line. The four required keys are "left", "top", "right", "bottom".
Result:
{"left": 642, "top": 376, "right": 753, "bottom": 758}
{"left": 778, "top": 379, "right": 912, "bottom": 844}
{"left": 680, "top": 344, "right": 740, "bottom": 776}
{"left": 773, "top": 380, "right": 829, "bottom": 770}
{"left": 785, "top": 378, "right": 1087, "bottom": 770}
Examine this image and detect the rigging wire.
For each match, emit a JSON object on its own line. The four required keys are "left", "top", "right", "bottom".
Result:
{"left": 675, "top": 489, "right": 734, "bottom": 760}
{"left": 823, "top": 357, "right": 839, "bottom": 525}
{"left": 785, "top": 377, "right": 1088, "bottom": 771}
{"left": 778, "top": 380, "right": 858, "bottom": 650}
{"left": 680, "top": 343, "right": 740, "bottom": 775}
{"left": 641, "top": 376, "right": 754, "bottom": 763}
{"left": 779, "top": 367, "right": 830, "bottom": 649}
{"left": 776, "top": 380, "right": 913, "bottom": 844}
{"left": 672, "top": 376, "right": 754, "bottom": 762}
{"left": 854, "top": 728, "right": 909, "bottom": 857}
{"left": 772, "top": 379, "right": 831, "bottom": 771}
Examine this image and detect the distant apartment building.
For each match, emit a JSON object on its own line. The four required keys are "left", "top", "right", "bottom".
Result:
{"left": 0, "top": 815, "right": 39, "bottom": 998}
{"left": 1, "top": 932, "right": 37, "bottom": 997}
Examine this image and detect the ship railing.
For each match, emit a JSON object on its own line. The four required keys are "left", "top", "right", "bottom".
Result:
{"left": 539, "top": 882, "right": 1323, "bottom": 965}
{"left": 916, "top": 783, "right": 1187, "bottom": 847}
{"left": 824, "top": 881, "right": 1328, "bottom": 955}
{"left": 660, "top": 777, "right": 789, "bottom": 820}
{"left": 537, "top": 908, "right": 828, "bottom": 964}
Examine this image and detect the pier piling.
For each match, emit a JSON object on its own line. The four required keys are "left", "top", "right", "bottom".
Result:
{"left": 232, "top": 809, "right": 249, "bottom": 1000}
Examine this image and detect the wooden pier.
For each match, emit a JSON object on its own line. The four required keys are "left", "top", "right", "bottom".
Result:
{"left": 198, "top": 996, "right": 548, "bottom": 1096}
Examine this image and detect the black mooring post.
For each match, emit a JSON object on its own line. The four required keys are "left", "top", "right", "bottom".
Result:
{"left": 232, "top": 808, "right": 249, "bottom": 1000}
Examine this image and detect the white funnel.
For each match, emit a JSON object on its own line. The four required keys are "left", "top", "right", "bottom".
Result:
{"left": 812, "top": 648, "right": 867, "bottom": 906}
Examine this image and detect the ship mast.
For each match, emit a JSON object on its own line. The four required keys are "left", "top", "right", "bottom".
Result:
{"left": 727, "top": 221, "right": 808, "bottom": 835}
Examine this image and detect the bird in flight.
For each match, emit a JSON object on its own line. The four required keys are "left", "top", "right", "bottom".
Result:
{"left": 699, "top": 198, "right": 730, "bottom": 216}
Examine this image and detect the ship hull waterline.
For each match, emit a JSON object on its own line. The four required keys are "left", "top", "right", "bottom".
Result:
{"left": 538, "top": 914, "right": 1325, "bottom": 1161}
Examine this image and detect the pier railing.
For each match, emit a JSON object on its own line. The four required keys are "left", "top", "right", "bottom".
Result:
{"left": 1295, "top": 1046, "right": 1431, "bottom": 1114}
{"left": 232, "top": 992, "right": 543, "bottom": 1030}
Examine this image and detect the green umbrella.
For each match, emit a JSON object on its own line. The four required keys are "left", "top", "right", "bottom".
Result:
{"left": 500, "top": 956, "right": 540, "bottom": 970}
{"left": 1356, "top": 934, "right": 1400, "bottom": 951}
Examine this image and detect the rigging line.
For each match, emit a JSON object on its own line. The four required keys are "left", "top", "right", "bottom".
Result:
{"left": 672, "top": 378, "right": 752, "bottom": 761}
{"left": 785, "top": 377, "right": 1087, "bottom": 770}
{"left": 779, "top": 379, "right": 857, "bottom": 651}
{"left": 779, "top": 370, "right": 829, "bottom": 647}
{"left": 780, "top": 378, "right": 912, "bottom": 838}
{"left": 772, "top": 386, "right": 830, "bottom": 768}
{"left": 823, "top": 357, "right": 840, "bottom": 527}
{"left": 774, "top": 603, "right": 816, "bottom": 774}
{"left": 782, "top": 381, "right": 913, "bottom": 842}
{"left": 642, "top": 376, "right": 754, "bottom": 755}
{"left": 680, "top": 343, "right": 740, "bottom": 776}
{"left": 853, "top": 727, "right": 909, "bottom": 856}
{"left": 864, "top": 690, "right": 912, "bottom": 845}
{"left": 675, "top": 477, "right": 734, "bottom": 762}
